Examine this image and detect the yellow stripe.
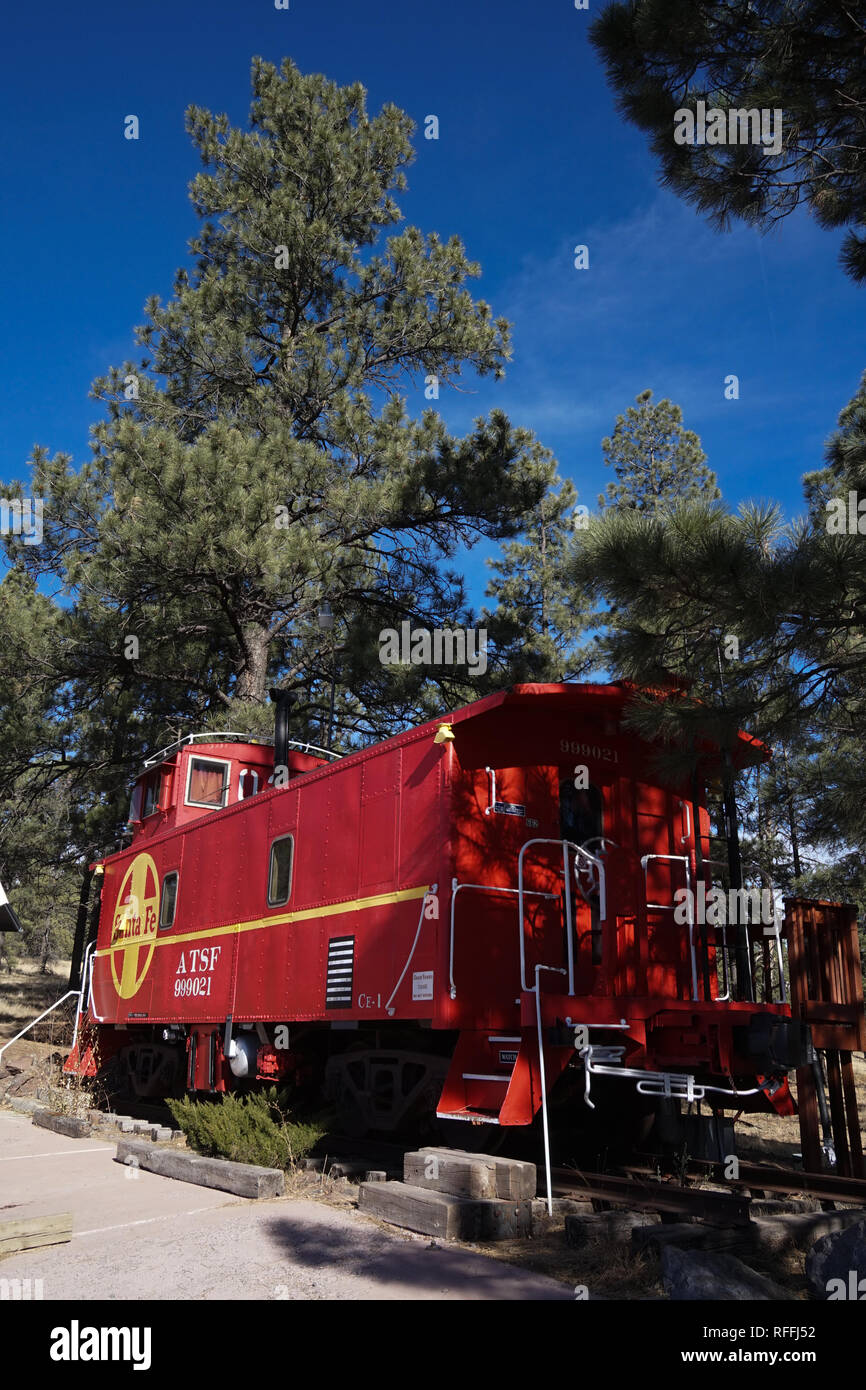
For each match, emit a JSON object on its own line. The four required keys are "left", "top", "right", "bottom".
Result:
{"left": 95, "top": 884, "right": 430, "bottom": 958}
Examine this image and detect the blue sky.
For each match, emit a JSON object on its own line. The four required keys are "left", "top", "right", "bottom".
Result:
{"left": 3, "top": 0, "right": 863, "bottom": 603}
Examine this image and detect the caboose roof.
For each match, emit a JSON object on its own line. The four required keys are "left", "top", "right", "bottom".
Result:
{"left": 418, "top": 681, "right": 766, "bottom": 769}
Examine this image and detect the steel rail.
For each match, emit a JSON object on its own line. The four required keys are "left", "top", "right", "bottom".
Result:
{"left": 625, "top": 1156, "right": 866, "bottom": 1207}
{"left": 549, "top": 1166, "right": 752, "bottom": 1226}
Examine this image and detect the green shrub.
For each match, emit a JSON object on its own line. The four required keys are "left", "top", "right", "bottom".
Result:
{"left": 167, "top": 1088, "right": 324, "bottom": 1170}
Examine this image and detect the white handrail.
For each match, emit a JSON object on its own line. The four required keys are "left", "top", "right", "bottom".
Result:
{"left": 535, "top": 963, "right": 567, "bottom": 1216}
{"left": 581, "top": 1049, "right": 762, "bottom": 1101}
{"left": 448, "top": 879, "right": 558, "bottom": 999}
{"left": 641, "top": 853, "right": 698, "bottom": 1002}
{"left": 143, "top": 732, "right": 341, "bottom": 770}
{"left": 518, "top": 839, "right": 607, "bottom": 995}
{"left": 699, "top": 856, "right": 733, "bottom": 1001}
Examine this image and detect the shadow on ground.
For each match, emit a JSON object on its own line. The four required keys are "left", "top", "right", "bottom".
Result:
{"left": 259, "top": 1209, "right": 573, "bottom": 1299}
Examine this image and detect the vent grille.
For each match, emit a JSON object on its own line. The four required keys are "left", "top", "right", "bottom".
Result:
{"left": 326, "top": 936, "right": 355, "bottom": 1009}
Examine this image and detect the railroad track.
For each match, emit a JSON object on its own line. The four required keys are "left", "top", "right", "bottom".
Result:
{"left": 624, "top": 1154, "right": 866, "bottom": 1209}
{"left": 549, "top": 1165, "right": 753, "bottom": 1225}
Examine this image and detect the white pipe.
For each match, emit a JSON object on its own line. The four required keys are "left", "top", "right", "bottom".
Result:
{"left": 385, "top": 885, "right": 437, "bottom": 1016}
{"left": 535, "top": 963, "right": 567, "bottom": 1216}
{"left": 562, "top": 842, "right": 575, "bottom": 996}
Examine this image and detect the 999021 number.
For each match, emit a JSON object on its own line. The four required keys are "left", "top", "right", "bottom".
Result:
{"left": 174, "top": 976, "right": 212, "bottom": 997}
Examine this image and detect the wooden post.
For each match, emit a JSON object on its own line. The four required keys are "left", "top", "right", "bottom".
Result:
{"left": 825, "top": 1048, "right": 852, "bottom": 1177}
{"left": 840, "top": 1051, "right": 865, "bottom": 1180}
{"left": 795, "top": 1064, "right": 823, "bottom": 1174}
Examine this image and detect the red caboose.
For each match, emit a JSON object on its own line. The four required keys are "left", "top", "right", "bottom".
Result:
{"left": 67, "top": 683, "right": 807, "bottom": 1145}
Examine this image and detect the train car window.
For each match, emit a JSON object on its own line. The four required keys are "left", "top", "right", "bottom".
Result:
{"left": 238, "top": 768, "right": 259, "bottom": 800}
{"left": 268, "top": 835, "right": 294, "bottom": 906}
{"left": 185, "top": 756, "right": 230, "bottom": 809}
{"left": 559, "top": 778, "right": 603, "bottom": 846}
{"left": 159, "top": 872, "right": 179, "bottom": 929}
{"left": 141, "top": 773, "right": 161, "bottom": 818}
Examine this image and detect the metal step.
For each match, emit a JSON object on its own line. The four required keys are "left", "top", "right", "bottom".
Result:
{"left": 435, "top": 1107, "right": 501, "bottom": 1125}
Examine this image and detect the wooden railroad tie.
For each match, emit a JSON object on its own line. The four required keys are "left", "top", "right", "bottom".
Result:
{"left": 0, "top": 1212, "right": 73, "bottom": 1256}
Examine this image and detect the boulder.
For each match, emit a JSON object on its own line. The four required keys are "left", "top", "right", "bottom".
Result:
{"left": 805, "top": 1219, "right": 866, "bottom": 1300}
{"left": 661, "top": 1245, "right": 794, "bottom": 1301}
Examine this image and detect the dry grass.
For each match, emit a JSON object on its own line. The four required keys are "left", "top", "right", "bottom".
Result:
{"left": 282, "top": 1166, "right": 358, "bottom": 1207}
{"left": 469, "top": 1223, "right": 666, "bottom": 1298}
{"left": 0, "top": 961, "right": 75, "bottom": 1053}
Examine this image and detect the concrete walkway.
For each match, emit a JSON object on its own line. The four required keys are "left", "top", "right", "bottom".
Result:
{"left": 0, "top": 1111, "right": 572, "bottom": 1300}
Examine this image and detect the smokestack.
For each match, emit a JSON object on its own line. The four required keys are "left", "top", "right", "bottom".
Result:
{"left": 269, "top": 688, "right": 296, "bottom": 780}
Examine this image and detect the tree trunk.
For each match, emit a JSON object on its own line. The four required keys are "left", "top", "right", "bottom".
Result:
{"left": 234, "top": 623, "right": 271, "bottom": 704}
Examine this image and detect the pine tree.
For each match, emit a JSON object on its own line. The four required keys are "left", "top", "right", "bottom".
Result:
{"left": 1, "top": 58, "right": 561, "bottom": 954}
{"left": 599, "top": 389, "right": 720, "bottom": 513}
{"left": 8, "top": 58, "right": 554, "bottom": 762}
{"left": 483, "top": 477, "right": 594, "bottom": 682}
{"left": 590, "top": 1, "right": 866, "bottom": 282}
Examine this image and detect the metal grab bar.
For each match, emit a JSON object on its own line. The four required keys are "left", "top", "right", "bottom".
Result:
{"left": 518, "top": 839, "right": 607, "bottom": 995}
{"left": 741, "top": 859, "right": 787, "bottom": 1005}
{"left": 698, "top": 856, "right": 732, "bottom": 1001}
{"left": 694, "top": 856, "right": 786, "bottom": 1005}
{"left": 580, "top": 1048, "right": 762, "bottom": 1102}
{"left": 571, "top": 836, "right": 617, "bottom": 907}
{"left": 535, "top": 963, "right": 567, "bottom": 1215}
{"left": 448, "top": 879, "right": 558, "bottom": 999}
{"left": 641, "top": 853, "right": 698, "bottom": 1002}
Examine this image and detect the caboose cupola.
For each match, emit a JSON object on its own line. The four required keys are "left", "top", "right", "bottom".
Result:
{"left": 126, "top": 731, "right": 332, "bottom": 843}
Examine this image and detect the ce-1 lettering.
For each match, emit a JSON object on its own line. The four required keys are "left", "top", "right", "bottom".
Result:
{"left": 357, "top": 993, "right": 382, "bottom": 1009}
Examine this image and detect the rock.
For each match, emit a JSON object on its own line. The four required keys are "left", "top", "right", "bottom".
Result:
{"left": 661, "top": 1246, "right": 794, "bottom": 1301}
{"left": 805, "top": 1219, "right": 866, "bottom": 1300}
{"left": 634, "top": 1209, "right": 866, "bottom": 1259}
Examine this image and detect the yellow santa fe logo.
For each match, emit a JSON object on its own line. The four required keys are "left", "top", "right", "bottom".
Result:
{"left": 110, "top": 853, "right": 160, "bottom": 999}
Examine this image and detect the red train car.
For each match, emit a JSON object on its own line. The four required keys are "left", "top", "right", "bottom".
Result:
{"left": 67, "top": 683, "right": 808, "bottom": 1146}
